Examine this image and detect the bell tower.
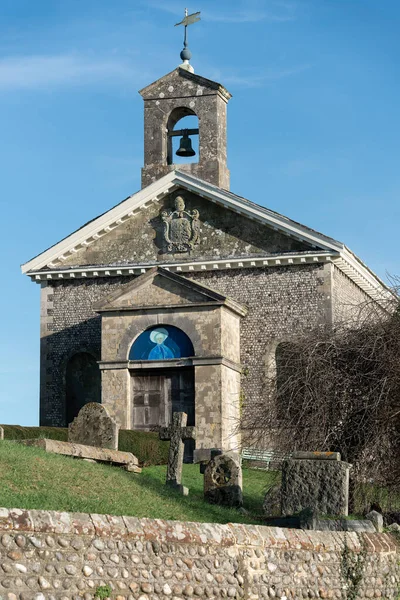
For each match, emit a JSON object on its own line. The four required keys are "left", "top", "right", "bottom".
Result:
{"left": 139, "top": 13, "right": 232, "bottom": 190}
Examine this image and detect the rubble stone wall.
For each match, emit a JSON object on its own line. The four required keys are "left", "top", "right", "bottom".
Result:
{"left": 0, "top": 508, "right": 398, "bottom": 599}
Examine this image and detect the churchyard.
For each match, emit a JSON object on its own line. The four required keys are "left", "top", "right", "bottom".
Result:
{"left": 0, "top": 404, "right": 399, "bottom": 598}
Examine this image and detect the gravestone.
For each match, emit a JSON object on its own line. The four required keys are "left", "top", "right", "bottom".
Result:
{"left": 203, "top": 452, "right": 243, "bottom": 508}
{"left": 159, "top": 412, "right": 196, "bottom": 495}
{"left": 281, "top": 451, "right": 351, "bottom": 516}
{"left": 68, "top": 403, "right": 119, "bottom": 450}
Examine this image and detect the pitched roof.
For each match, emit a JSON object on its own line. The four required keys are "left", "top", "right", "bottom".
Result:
{"left": 21, "top": 170, "right": 393, "bottom": 304}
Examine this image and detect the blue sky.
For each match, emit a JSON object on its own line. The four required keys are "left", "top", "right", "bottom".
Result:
{"left": 1, "top": 0, "right": 399, "bottom": 425}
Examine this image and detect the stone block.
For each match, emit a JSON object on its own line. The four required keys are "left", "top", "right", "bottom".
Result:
{"left": 68, "top": 402, "right": 118, "bottom": 450}
{"left": 204, "top": 453, "right": 243, "bottom": 508}
{"left": 366, "top": 510, "right": 384, "bottom": 533}
{"left": 20, "top": 438, "right": 141, "bottom": 471}
{"left": 291, "top": 451, "right": 340, "bottom": 461}
{"left": 281, "top": 458, "right": 351, "bottom": 516}
{"left": 0, "top": 426, "right": 4, "bottom": 440}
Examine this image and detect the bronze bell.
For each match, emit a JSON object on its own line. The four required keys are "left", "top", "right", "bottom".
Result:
{"left": 176, "top": 130, "right": 196, "bottom": 157}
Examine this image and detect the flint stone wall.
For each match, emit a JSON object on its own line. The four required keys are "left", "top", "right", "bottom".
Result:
{"left": 41, "top": 263, "right": 331, "bottom": 427}
{"left": 0, "top": 507, "right": 398, "bottom": 599}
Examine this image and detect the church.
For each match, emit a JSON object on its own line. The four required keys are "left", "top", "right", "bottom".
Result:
{"left": 21, "top": 36, "right": 391, "bottom": 454}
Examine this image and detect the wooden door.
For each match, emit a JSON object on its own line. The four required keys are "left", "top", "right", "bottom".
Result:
{"left": 131, "top": 368, "right": 195, "bottom": 461}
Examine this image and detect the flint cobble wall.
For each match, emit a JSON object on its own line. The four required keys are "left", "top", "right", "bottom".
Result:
{"left": 42, "top": 264, "right": 330, "bottom": 426}
{"left": 0, "top": 508, "right": 398, "bottom": 600}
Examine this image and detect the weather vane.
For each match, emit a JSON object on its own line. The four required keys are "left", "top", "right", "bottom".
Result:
{"left": 175, "top": 8, "right": 201, "bottom": 73}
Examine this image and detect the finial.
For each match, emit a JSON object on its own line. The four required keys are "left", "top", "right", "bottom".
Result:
{"left": 175, "top": 8, "right": 201, "bottom": 73}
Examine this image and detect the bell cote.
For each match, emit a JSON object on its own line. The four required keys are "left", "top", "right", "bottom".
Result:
{"left": 139, "top": 68, "right": 232, "bottom": 190}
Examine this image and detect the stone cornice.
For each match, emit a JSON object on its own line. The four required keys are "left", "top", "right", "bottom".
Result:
{"left": 98, "top": 356, "right": 243, "bottom": 373}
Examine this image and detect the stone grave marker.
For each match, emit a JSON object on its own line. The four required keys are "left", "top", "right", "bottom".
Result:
{"left": 281, "top": 451, "right": 352, "bottom": 517}
{"left": 68, "top": 403, "right": 119, "bottom": 451}
{"left": 203, "top": 452, "right": 243, "bottom": 508}
{"left": 159, "top": 412, "right": 196, "bottom": 496}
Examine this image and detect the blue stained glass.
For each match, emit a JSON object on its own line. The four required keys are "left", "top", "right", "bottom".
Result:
{"left": 129, "top": 325, "right": 195, "bottom": 361}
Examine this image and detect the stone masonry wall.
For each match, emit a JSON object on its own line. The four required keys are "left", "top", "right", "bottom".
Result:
{"left": 332, "top": 266, "right": 376, "bottom": 325}
{"left": 0, "top": 507, "right": 398, "bottom": 599}
{"left": 42, "top": 264, "right": 330, "bottom": 426}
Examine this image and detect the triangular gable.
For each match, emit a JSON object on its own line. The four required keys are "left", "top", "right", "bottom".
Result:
{"left": 94, "top": 267, "right": 247, "bottom": 316}
{"left": 139, "top": 67, "right": 232, "bottom": 102}
{"left": 21, "top": 170, "right": 343, "bottom": 275}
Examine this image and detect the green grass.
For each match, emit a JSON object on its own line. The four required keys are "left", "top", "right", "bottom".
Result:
{"left": 0, "top": 441, "right": 274, "bottom": 524}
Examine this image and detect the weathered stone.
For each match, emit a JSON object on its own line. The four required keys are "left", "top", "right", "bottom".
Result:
{"left": 159, "top": 412, "right": 196, "bottom": 495}
{"left": 366, "top": 510, "right": 384, "bottom": 533}
{"left": 0, "top": 426, "right": 4, "bottom": 440}
{"left": 68, "top": 402, "right": 119, "bottom": 450}
{"left": 281, "top": 457, "right": 351, "bottom": 516}
{"left": 203, "top": 452, "right": 243, "bottom": 507}
{"left": 388, "top": 522, "right": 400, "bottom": 533}
{"left": 291, "top": 451, "right": 340, "bottom": 461}
{"left": 20, "top": 438, "right": 140, "bottom": 471}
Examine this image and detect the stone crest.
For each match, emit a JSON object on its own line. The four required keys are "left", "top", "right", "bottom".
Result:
{"left": 161, "top": 195, "right": 200, "bottom": 252}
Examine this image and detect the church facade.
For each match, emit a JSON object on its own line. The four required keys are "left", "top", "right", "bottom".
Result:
{"left": 22, "top": 65, "right": 391, "bottom": 452}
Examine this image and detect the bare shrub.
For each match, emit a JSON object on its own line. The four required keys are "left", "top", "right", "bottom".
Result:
{"left": 245, "top": 277, "right": 400, "bottom": 511}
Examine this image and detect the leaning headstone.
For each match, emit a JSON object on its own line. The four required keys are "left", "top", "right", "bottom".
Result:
{"left": 159, "top": 412, "right": 196, "bottom": 496}
{"left": 0, "top": 426, "right": 4, "bottom": 440}
{"left": 366, "top": 510, "right": 384, "bottom": 533}
{"left": 68, "top": 403, "right": 119, "bottom": 450}
{"left": 281, "top": 451, "right": 351, "bottom": 516}
{"left": 204, "top": 452, "right": 243, "bottom": 508}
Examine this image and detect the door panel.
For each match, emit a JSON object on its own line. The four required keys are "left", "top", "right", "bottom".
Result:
{"left": 131, "top": 368, "right": 195, "bottom": 461}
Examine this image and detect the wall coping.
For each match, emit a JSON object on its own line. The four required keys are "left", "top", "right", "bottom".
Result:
{"left": 0, "top": 508, "right": 397, "bottom": 554}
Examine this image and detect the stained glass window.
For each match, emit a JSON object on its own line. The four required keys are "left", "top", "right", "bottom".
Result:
{"left": 129, "top": 325, "right": 195, "bottom": 361}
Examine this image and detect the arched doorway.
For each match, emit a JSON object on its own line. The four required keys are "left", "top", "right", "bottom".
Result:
{"left": 65, "top": 352, "right": 101, "bottom": 424}
{"left": 129, "top": 325, "right": 195, "bottom": 461}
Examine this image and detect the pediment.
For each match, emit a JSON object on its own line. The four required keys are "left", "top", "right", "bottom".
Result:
{"left": 139, "top": 68, "right": 231, "bottom": 102}
{"left": 94, "top": 267, "right": 247, "bottom": 316}
{"left": 22, "top": 171, "right": 343, "bottom": 276}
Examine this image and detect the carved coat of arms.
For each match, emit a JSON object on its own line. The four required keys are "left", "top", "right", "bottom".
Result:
{"left": 161, "top": 195, "right": 200, "bottom": 252}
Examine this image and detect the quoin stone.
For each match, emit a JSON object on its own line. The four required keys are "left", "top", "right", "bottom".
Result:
{"left": 159, "top": 411, "right": 196, "bottom": 495}
{"left": 68, "top": 402, "right": 119, "bottom": 450}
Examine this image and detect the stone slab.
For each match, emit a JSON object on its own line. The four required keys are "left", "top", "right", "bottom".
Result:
{"left": 0, "top": 426, "right": 3, "bottom": 440}
{"left": 68, "top": 402, "right": 119, "bottom": 450}
{"left": 291, "top": 451, "right": 340, "bottom": 461}
{"left": 20, "top": 438, "right": 141, "bottom": 472}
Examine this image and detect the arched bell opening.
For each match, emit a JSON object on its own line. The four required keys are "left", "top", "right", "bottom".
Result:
{"left": 167, "top": 107, "right": 199, "bottom": 166}
{"left": 129, "top": 325, "right": 196, "bottom": 462}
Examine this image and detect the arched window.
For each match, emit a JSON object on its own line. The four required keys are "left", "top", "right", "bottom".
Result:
{"left": 129, "top": 325, "right": 195, "bottom": 361}
{"left": 65, "top": 352, "right": 101, "bottom": 424}
{"left": 167, "top": 107, "right": 199, "bottom": 165}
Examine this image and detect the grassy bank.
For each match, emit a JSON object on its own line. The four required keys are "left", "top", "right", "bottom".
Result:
{"left": 0, "top": 441, "right": 273, "bottom": 524}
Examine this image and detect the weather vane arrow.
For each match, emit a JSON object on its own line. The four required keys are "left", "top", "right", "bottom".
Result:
{"left": 175, "top": 8, "right": 201, "bottom": 73}
{"left": 175, "top": 9, "right": 201, "bottom": 28}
